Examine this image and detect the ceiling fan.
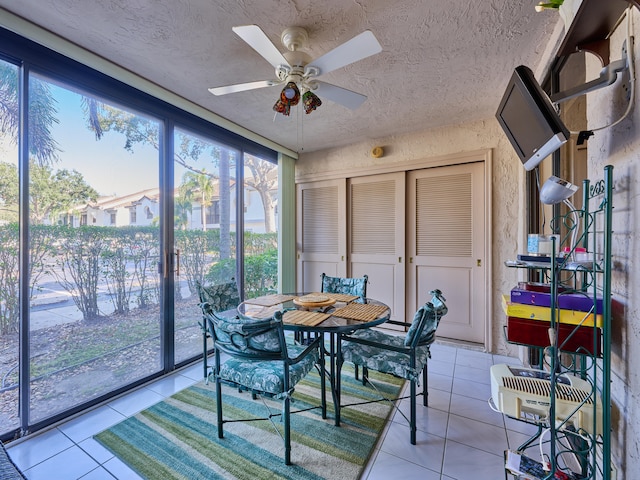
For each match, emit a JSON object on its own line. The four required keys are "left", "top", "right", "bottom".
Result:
{"left": 208, "top": 25, "right": 382, "bottom": 116}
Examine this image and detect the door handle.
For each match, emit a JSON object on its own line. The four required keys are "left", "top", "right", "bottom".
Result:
{"left": 477, "top": 259, "right": 481, "bottom": 267}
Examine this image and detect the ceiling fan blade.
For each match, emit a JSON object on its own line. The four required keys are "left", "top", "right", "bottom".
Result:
{"left": 232, "top": 25, "right": 289, "bottom": 68}
{"left": 208, "top": 80, "right": 281, "bottom": 96}
{"left": 309, "top": 31, "right": 382, "bottom": 76}
{"left": 314, "top": 81, "right": 367, "bottom": 110}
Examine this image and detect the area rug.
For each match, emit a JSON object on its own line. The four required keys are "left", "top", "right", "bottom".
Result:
{"left": 95, "top": 365, "right": 404, "bottom": 480}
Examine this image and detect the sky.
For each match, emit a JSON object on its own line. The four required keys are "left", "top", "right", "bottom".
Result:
{"left": 48, "top": 84, "right": 161, "bottom": 197}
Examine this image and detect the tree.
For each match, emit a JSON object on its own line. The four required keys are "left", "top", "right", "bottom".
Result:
{"left": 0, "top": 161, "right": 98, "bottom": 224}
{"left": 0, "top": 161, "right": 18, "bottom": 222}
{"left": 0, "top": 63, "right": 60, "bottom": 166}
{"left": 179, "top": 171, "right": 215, "bottom": 232}
{"left": 174, "top": 193, "right": 191, "bottom": 230}
{"left": 29, "top": 163, "right": 98, "bottom": 224}
{"left": 244, "top": 154, "right": 278, "bottom": 233}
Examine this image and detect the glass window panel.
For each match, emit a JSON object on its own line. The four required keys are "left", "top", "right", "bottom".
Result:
{"left": 173, "top": 127, "right": 238, "bottom": 364}
{"left": 243, "top": 153, "right": 279, "bottom": 299}
{"left": 28, "top": 73, "right": 162, "bottom": 422}
{"left": 0, "top": 59, "right": 20, "bottom": 436}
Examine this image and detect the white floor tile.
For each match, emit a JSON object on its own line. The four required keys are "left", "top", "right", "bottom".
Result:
{"left": 78, "top": 437, "right": 115, "bottom": 464}
{"left": 7, "top": 427, "right": 74, "bottom": 471}
{"left": 8, "top": 344, "right": 524, "bottom": 480}
{"left": 427, "top": 371, "right": 454, "bottom": 393}
{"left": 58, "top": 405, "right": 126, "bottom": 444}
{"left": 365, "top": 450, "right": 441, "bottom": 480}
{"left": 446, "top": 413, "right": 509, "bottom": 454}
{"left": 453, "top": 363, "right": 492, "bottom": 385}
{"left": 451, "top": 375, "right": 492, "bottom": 401}
{"left": 107, "top": 387, "right": 164, "bottom": 417}
{"left": 144, "top": 372, "right": 197, "bottom": 397}
{"left": 79, "top": 467, "right": 117, "bottom": 479}
{"left": 442, "top": 439, "right": 506, "bottom": 479}
{"left": 23, "top": 445, "right": 99, "bottom": 480}
{"left": 449, "top": 392, "right": 506, "bottom": 428}
{"left": 379, "top": 421, "right": 446, "bottom": 469}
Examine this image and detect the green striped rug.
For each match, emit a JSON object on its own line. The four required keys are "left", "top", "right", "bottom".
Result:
{"left": 95, "top": 365, "right": 404, "bottom": 480}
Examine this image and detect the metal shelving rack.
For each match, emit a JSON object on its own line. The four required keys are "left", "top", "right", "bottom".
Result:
{"left": 504, "top": 166, "right": 613, "bottom": 480}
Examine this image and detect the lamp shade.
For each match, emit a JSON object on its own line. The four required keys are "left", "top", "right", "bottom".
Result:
{"left": 539, "top": 175, "right": 579, "bottom": 205}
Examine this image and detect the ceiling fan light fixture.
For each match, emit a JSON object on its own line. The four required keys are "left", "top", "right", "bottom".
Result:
{"left": 282, "top": 81, "right": 300, "bottom": 103}
{"left": 302, "top": 91, "right": 322, "bottom": 114}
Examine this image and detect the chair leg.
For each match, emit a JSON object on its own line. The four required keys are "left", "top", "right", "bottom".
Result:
{"left": 354, "top": 364, "right": 359, "bottom": 380}
{"left": 410, "top": 379, "right": 417, "bottom": 445}
{"left": 320, "top": 350, "right": 327, "bottom": 420}
{"left": 423, "top": 364, "right": 428, "bottom": 407}
{"left": 203, "top": 330, "right": 209, "bottom": 383}
{"left": 284, "top": 396, "right": 291, "bottom": 465}
{"left": 216, "top": 378, "right": 224, "bottom": 439}
{"left": 362, "top": 366, "right": 368, "bottom": 385}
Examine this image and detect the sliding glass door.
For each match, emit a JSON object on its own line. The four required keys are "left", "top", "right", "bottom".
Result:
{"left": 242, "top": 153, "right": 279, "bottom": 299}
{"left": 27, "top": 74, "right": 163, "bottom": 423}
{"left": 0, "top": 26, "right": 279, "bottom": 440}
{"left": 173, "top": 128, "right": 238, "bottom": 364}
{"left": 0, "top": 58, "right": 20, "bottom": 433}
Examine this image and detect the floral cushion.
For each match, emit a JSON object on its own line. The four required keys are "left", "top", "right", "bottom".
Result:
{"left": 404, "top": 290, "right": 448, "bottom": 347}
{"left": 342, "top": 329, "right": 430, "bottom": 382}
{"left": 196, "top": 280, "right": 240, "bottom": 313}
{"left": 217, "top": 343, "right": 320, "bottom": 396}
{"left": 210, "top": 313, "right": 282, "bottom": 353}
{"left": 321, "top": 274, "right": 367, "bottom": 299}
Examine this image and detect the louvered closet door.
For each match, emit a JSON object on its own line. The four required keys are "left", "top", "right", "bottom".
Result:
{"left": 349, "top": 173, "right": 405, "bottom": 325}
{"left": 407, "top": 162, "right": 486, "bottom": 344}
{"left": 296, "top": 179, "right": 347, "bottom": 293}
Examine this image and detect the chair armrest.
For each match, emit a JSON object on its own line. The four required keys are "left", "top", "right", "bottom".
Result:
{"left": 288, "top": 335, "right": 323, "bottom": 365}
{"left": 384, "top": 319, "right": 412, "bottom": 328}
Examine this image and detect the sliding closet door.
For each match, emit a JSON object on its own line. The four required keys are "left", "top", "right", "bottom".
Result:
{"left": 296, "top": 179, "right": 347, "bottom": 293}
{"left": 349, "top": 173, "right": 405, "bottom": 324}
{"left": 407, "top": 162, "right": 486, "bottom": 343}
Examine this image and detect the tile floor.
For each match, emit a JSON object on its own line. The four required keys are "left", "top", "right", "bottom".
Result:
{"left": 6, "top": 342, "right": 540, "bottom": 479}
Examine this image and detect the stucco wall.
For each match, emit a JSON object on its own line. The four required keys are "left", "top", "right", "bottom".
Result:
{"left": 585, "top": 7, "right": 639, "bottom": 477}
{"left": 296, "top": 118, "right": 527, "bottom": 357}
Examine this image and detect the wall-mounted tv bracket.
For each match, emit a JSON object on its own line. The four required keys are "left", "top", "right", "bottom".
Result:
{"left": 550, "top": 40, "right": 630, "bottom": 104}
{"left": 551, "top": 41, "right": 631, "bottom": 144}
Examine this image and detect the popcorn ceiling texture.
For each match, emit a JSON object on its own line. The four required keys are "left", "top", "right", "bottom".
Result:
{"left": 0, "top": 0, "right": 559, "bottom": 154}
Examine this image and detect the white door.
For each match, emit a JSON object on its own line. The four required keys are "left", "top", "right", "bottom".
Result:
{"left": 296, "top": 179, "right": 347, "bottom": 293}
{"left": 349, "top": 173, "right": 406, "bottom": 326}
{"left": 407, "top": 162, "right": 486, "bottom": 344}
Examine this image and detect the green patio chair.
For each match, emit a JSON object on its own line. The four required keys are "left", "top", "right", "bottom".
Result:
{"left": 319, "top": 272, "right": 369, "bottom": 375}
{"left": 338, "top": 289, "right": 448, "bottom": 444}
{"left": 196, "top": 279, "right": 241, "bottom": 381}
{"left": 320, "top": 273, "right": 368, "bottom": 301}
{"left": 204, "top": 308, "right": 326, "bottom": 465}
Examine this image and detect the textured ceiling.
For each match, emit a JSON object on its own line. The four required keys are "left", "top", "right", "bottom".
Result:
{"left": 0, "top": 0, "right": 561, "bottom": 153}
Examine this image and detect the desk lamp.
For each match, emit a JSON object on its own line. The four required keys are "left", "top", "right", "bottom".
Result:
{"left": 540, "top": 175, "right": 580, "bottom": 256}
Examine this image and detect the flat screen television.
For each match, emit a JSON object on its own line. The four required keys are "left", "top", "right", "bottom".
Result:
{"left": 496, "top": 65, "right": 570, "bottom": 171}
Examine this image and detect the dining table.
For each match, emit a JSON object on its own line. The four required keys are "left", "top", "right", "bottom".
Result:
{"left": 237, "top": 292, "right": 391, "bottom": 425}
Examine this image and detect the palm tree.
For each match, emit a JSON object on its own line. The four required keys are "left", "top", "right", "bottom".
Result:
{"left": 180, "top": 171, "right": 215, "bottom": 231}
{"left": 174, "top": 193, "right": 192, "bottom": 230}
{"left": 0, "top": 62, "right": 60, "bottom": 166}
